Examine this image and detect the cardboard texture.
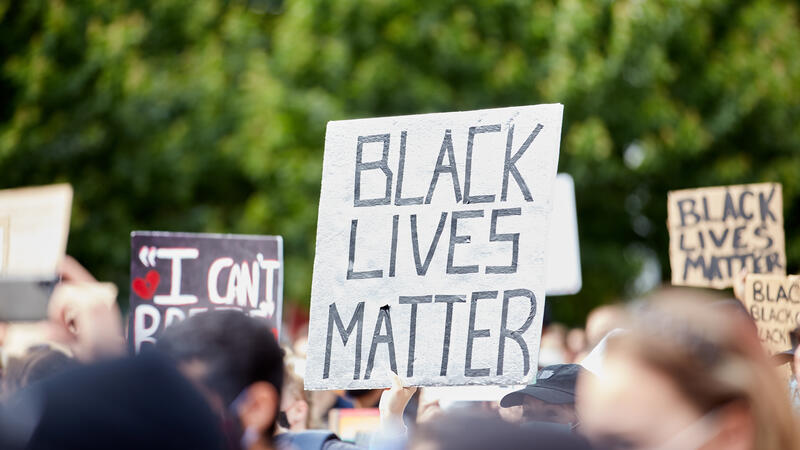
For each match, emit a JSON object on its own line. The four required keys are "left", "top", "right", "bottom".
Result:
{"left": 0, "top": 184, "right": 72, "bottom": 277}
{"left": 306, "top": 104, "right": 564, "bottom": 389}
{"left": 668, "top": 183, "right": 785, "bottom": 289}
{"left": 546, "top": 173, "right": 582, "bottom": 296}
{"left": 742, "top": 274, "right": 800, "bottom": 355}
{"left": 128, "top": 231, "right": 283, "bottom": 352}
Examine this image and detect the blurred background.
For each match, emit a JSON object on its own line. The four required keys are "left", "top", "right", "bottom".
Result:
{"left": 1, "top": 0, "right": 799, "bottom": 325}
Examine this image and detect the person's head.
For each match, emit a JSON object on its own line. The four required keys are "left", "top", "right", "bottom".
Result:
{"left": 578, "top": 297, "right": 799, "bottom": 450}
{"left": 539, "top": 323, "right": 570, "bottom": 365}
{"left": 585, "top": 304, "right": 627, "bottom": 349}
{"left": 156, "top": 311, "right": 283, "bottom": 449}
{"left": 566, "top": 328, "right": 588, "bottom": 359}
{"left": 1, "top": 345, "right": 77, "bottom": 398}
{"left": 500, "top": 364, "right": 586, "bottom": 425}
{"left": 344, "top": 388, "right": 383, "bottom": 408}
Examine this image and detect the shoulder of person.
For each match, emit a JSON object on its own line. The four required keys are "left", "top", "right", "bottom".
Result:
{"left": 275, "top": 430, "right": 362, "bottom": 450}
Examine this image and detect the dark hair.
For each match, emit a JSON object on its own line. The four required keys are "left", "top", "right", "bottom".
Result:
{"left": 155, "top": 311, "right": 283, "bottom": 430}
{"left": 1, "top": 346, "right": 77, "bottom": 398}
{"left": 345, "top": 389, "right": 374, "bottom": 399}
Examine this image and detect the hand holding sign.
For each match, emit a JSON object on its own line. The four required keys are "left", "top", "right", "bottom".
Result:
{"left": 379, "top": 370, "right": 417, "bottom": 434}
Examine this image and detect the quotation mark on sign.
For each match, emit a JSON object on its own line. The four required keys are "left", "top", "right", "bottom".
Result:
{"left": 139, "top": 246, "right": 158, "bottom": 267}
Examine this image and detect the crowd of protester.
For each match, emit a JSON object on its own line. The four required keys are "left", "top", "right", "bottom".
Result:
{"left": 1, "top": 258, "right": 800, "bottom": 450}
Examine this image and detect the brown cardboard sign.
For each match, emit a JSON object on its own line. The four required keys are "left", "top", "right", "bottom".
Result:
{"left": 742, "top": 274, "right": 800, "bottom": 354}
{"left": 0, "top": 184, "right": 73, "bottom": 277}
{"left": 667, "top": 183, "right": 785, "bottom": 289}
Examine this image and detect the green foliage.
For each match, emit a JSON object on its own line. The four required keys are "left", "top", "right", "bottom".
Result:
{"left": 1, "top": 0, "right": 799, "bottom": 323}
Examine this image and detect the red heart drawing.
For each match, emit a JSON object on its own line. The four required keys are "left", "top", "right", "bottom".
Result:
{"left": 132, "top": 270, "right": 160, "bottom": 300}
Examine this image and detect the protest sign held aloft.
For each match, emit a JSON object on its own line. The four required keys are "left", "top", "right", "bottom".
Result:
{"left": 742, "top": 274, "right": 800, "bottom": 354}
{"left": 305, "top": 104, "right": 564, "bottom": 390}
{"left": 0, "top": 184, "right": 72, "bottom": 277}
{"left": 129, "top": 231, "right": 282, "bottom": 352}
{"left": 667, "top": 183, "right": 785, "bottom": 289}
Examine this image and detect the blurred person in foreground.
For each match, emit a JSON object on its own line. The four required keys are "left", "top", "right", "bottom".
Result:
{"left": 0, "top": 345, "right": 78, "bottom": 399}
{"left": 500, "top": 363, "right": 589, "bottom": 428}
{"left": 0, "top": 258, "right": 230, "bottom": 449}
{"left": 0, "top": 280, "right": 125, "bottom": 402}
{"left": 0, "top": 347, "right": 226, "bottom": 450}
{"left": 0, "top": 306, "right": 224, "bottom": 449}
{"left": 0, "top": 256, "right": 124, "bottom": 390}
{"left": 577, "top": 296, "right": 799, "bottom": 450}
{"left": 157, "top": 310, "right": 359, "bottom": 450}
{"left": 156, "top": 310, "right": 284, "bottom": 450}
{"left": 280, "top": 363, "right": 310, "bottom": 432}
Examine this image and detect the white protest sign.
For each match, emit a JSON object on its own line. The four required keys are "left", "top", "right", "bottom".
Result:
{"left": 0, "top": 217, "right": 7, "bottom": 273}
{"left": 546, "top": 174, "right": 582, "bottom": 296}
{"left": 0, "top": 184, "right": 72, "bottom": 277}
{"left": 306, "top": 104, "right": 564, "bottom": 390}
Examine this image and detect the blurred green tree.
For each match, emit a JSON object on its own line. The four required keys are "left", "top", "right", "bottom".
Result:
{"left": 1, "top": 0, "right": 799, "bottom": 324}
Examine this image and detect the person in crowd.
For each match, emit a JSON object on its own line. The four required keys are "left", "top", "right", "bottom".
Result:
{"left": 577, "top": 296, "right": 799, "bottom": 450}
{"left": 409, "top": 411, "right": 593, "bottom": 450}
{"left": 584, "top": 304, "right": 627, "bottom": 350}
{"left": 578, "top": 328, "right": 626, "bottom": 378}
{"left": 566, "top": 328, "right": 588, "bottom": 362}
{"left": 499, "top": 364, "right": 589, "bottom": 427}
{"left": 157, "top": 310, "right": 361, "bottom": 450}
{"left": 0, "top": 346, "right": 227, "bottom": 450}
{"left": 0, "top": 280, "right": 124, "bottom": 366}
{"left": 539, "top": 323, "right": 570, "bottom": 366}
{"left": 280, "top": 364, "right": 310, "bottom": 432}
{"left": 0, "top": 345, "right": 77, "bottom": 399}
{"left": 156, "top": 310, "right": 284, "bottom": 450}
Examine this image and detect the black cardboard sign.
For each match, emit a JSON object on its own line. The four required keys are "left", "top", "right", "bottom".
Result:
{"left": 128, "top": 231, "right": 282, "bottom": 352}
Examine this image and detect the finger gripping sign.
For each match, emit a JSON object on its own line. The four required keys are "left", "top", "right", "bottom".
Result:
{"left": 129, "top": 231, "right": 283, "bottom": 353}
{"left": 667, "top": 183, "right": 785, "bottom": 289}
{"left": 305, "top": 104, "right": 564, "bottom": 390}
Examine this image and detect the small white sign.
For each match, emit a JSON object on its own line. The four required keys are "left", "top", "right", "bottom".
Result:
{"left": 546, "top": 174, "right": 582, "bottom": 296}
{"left": 0, "top": 219, "right": 6, "bottom": 273}
{"left": 0, "top": 184, "right": 72, "bottom": 277}
{"left": 306, "top": 104, "right": 564, "bottom": 389}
